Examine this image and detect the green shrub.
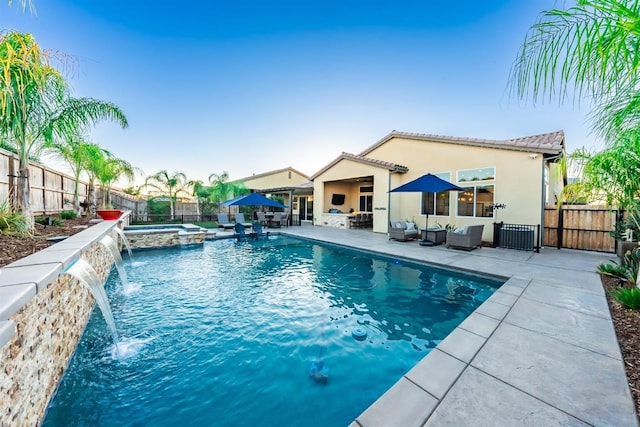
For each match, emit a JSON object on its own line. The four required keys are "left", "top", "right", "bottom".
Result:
{"left": 0, "top": 199, "right": 31, "bottom": 236}
{"left": 622, "top": 248, "right": 640, "bottom": 283}
{"left": 610, "top": 287, "right": 640, "bottom": 310}
{"left": 35, "top": 216, "right": 63, "bottom": 227}
{"left": 60, "top": 210, "right": 77, "bottom": 220}
{"left": 598, "top": 262, "right": 630, "bottom": 280}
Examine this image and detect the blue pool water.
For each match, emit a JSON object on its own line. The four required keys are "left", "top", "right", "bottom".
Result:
{"left": 43, "top": 236, "right": 503, "bottom": 426}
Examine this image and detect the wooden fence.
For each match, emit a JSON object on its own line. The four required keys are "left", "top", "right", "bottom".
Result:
{"left": 543, "top": 205, "right": 618, "bottom": 253}
{"left": 0, "top": 148, "right": 87, "bottom": 214}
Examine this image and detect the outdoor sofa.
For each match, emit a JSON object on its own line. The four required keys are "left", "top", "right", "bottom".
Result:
{"left": 388, "top": 220, "right": 419, "bottom": 241}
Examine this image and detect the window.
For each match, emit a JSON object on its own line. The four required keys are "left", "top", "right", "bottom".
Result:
{"left": 457, "top": 185, "right": 494, "bottom": 217}
{"left": 421, "top": 172, "right": 451, "bottom": 216}
{"left": 360, "top": 186, "right": 373, "bottom": 193}
{"left": 359, "top": 195, "right": 373, "bottom": 212}
{"left": 457, "top": 167, "right": 495, "bottom": 183}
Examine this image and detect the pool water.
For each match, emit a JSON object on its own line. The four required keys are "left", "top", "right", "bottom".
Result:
{"left": 43, "top": 236, "right": 503, "bottom": 426}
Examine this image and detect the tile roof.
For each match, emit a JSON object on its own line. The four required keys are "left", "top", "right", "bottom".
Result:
{"left": 309, "top": 152, "right": 408, "bottom": 181}
{"left": 232, "top": 166, "right": 309, "bottom": 183}
{"left": 359, "top": 130, "right": 566, "bottom": 157}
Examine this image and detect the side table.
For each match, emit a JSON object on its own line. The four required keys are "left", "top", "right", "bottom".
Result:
{"left": 420, "top": 228, "right": 446, "bottom": 245}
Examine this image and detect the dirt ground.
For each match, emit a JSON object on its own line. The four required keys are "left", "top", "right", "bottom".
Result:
{"left": 0, "top": 216, "right": 94, "bottom": 268}
{"left": 0, "top": 222, "right": 638, "bottom": 417}
{"left": 601, "top": 275, "right": 640, "bottom": 417}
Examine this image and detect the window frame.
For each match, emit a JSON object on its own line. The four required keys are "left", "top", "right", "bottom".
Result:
{"left": 456, "top": 184, "right": 495, "bottom": 218}
{"left": 420, "top": 172, "right": 452, "bottom": 217}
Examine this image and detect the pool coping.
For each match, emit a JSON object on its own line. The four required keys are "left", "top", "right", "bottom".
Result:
{"left": 276, "top": 226, "right": 639, "bottom": 427}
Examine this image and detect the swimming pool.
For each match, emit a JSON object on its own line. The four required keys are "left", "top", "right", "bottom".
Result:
{"left": 43, "top": 235, "right": 503, "bottom": 426}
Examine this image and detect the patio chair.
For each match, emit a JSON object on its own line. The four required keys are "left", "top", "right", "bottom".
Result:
{"left": 256, "top": 211, "right": 268, "bottom": 226}
{"left": 388, "top": 220, "right": 419, "bottom": 241}
{"left": 446, "top": 224, "right": 484, "bottom": 250}
{"left": 234, "top": 213, "right": 253, "bottom": 229}
{"left": 268, "top": 212, "right": 282, "bottom": 228}
{"left": 234, "top": 222, "right": 249, "bottom": 241}
{"left": 349, "top": 213, "right": 362, "bottom": 229}
{"left": 217, "top": 213, "right": 235, "bottom": 230}
{"left": 252, "top": 221, "right": 269, "bottom": 239}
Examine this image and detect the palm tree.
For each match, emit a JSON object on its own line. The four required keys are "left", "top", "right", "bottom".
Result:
{"left": 143, "top": 171, "right": 194, "bottom": 220}
{"left": 92, "top": 155, "right": 137, "bottom": 210}
{"left": 511, "top": 0, "right": 640, "bottom": 140}
{"left": 208, "top": 171, "right": 248, "bottom": 204}
{"left": 8, "top": 0, "right": 35, "bottom": 14}
{"left": 512, "top": 0, "right": 640, "bottom": 286}
{"left": 47, "top": 133, "right": 111, "bottom": 214}
{"left": 0, "top": 31, "right": 128, "bottom": 229}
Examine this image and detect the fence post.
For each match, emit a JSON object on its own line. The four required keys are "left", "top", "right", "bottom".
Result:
{"left": 536, "top": 224, "right": 540, "bottom": 253}
{"left": 557, "top": 205, "right": 563, "bottom": 250}
{"left": 492, "top": 222, "right": 503, "bottom": 248}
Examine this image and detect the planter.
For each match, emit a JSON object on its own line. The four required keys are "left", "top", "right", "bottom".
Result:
{"left": 96, "top": 209, "right": 122, "bottom": 221}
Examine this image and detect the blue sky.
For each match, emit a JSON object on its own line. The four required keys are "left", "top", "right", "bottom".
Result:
{"left": 3, "top": 0, "right": 596, "bottom": 185}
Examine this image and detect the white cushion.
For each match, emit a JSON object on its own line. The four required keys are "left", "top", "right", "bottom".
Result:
{"left": 406, "top": 222, "right": 416, "bottom": 231}
{"left": 393, "top": 221, "right": 402, "bottom": 228}
{"left": 455, "top": 226, "right": 468, "bottom": 234}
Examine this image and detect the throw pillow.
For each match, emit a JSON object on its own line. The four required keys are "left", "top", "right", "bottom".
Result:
{"left": 406, "top": 222, "right": 416, "bottom": 231}
{"left": 455, "top": 226, "right": 467, "bottom": 234}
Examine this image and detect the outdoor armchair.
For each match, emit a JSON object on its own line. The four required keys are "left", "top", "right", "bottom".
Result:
{"left": 446, "top": 224, "right": 484, "bottom": 250}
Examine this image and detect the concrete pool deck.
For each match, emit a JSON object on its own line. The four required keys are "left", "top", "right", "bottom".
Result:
{"left": 270, "top": 225, "right": 638, "bottom": 426}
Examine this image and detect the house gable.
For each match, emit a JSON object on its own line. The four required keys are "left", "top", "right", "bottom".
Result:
{"left": 234, "top": 167, "right": 309, "bottom": 190}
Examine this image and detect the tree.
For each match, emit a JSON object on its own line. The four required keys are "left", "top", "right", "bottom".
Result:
{"left": 512, "top": 0, "right": 640, "bottom": 286}
{"left": 511, "top": 0, "right": 640, "bottom": 140}
{"left": 0, "top": 31, "right": 128, "bottom": 228}
{"left": 92, "top": 155, "right": 137, "bottom": 209}
{"left": 143, "top": 170, "right": 194, "bottom": 220}
{"left": 207, "top": 171, "right": 248, "bottom": 205}
{"left": 47, "top": 133, "right": 111, "bottom": 214}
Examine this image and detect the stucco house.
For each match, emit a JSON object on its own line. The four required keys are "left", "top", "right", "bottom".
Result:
{"left": 309, "top": 130, "right": 566, "bottom": 241}
{"left": 233, "top": 166, "right": 309, "bottom": 190}
{"left": 232, "top": 167, "right": 313, "bottom": 223}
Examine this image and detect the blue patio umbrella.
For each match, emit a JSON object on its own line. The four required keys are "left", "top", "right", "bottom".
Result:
{"left": 390, "top": 174, "right": 464, "bottom": 244}
{"left": 221, "top": 192, "right": 286, "bottom": 209}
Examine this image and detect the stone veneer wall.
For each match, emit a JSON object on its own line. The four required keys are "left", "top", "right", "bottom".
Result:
{"left": 0, "top": 228, "right": 118, "bottom": 426}
{"left": 125, "top": 229, "right": 207, "bottom": 250}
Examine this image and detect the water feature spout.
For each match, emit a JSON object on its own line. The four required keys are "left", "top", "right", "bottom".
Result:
{"left": 64, "top": 259, "right": 119, "bottom": 348}
{"left": 99, "top": 235, "right": 129, "bottom": 289}
{"left": 112, "top": 227, "right": 133, "bottom": 258}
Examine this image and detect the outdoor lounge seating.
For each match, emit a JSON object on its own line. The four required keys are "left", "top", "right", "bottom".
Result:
{"left": 388, "top": 220, "right": 419, "bottom": 241}
{"left": 234, "top": 213, "right": 253, "bottom": 229}
{"left": 217, "top": 213, "right": 235, "bottom": 230}
{"left": 446, "top": 224, "right": 484, "bottom": 250}
{"left": 268, "top": 212, "right": 282, "bottom": 228}
{"left": 252, "top": 221, "right": 269, "bottom": 239}
{"left": 256, "top": 211, "right": 268, "bottom": 226}
{"left": 233, "top": 222, "right": 249, "bottom": 241}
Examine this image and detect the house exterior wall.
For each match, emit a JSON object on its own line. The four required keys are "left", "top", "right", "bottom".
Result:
{"left": 313, "top": 135, "right": 555, "bottom": 240}
{"left": 312, "top": 159, "right": 391, "bottom": 233}
{"left": 366, "top": 136, "right": 546, "bottom": 240}
{"left": 240, "top": 169, "right": 308, "bottom": 190}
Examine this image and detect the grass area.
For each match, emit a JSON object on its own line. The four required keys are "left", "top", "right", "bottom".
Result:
{"left": 192, "top": 221, "right": 218, "bottom": 229}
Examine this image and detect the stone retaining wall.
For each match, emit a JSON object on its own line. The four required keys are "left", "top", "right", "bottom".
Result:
{"left": 124, "top": 226, "right": 208, "bottom": 250}
{"left": 0, "top": 220, "right": 123, "bottom": 426}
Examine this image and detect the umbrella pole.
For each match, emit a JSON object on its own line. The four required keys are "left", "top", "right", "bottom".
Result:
{"left": 420, "top": 195, "right": 434, "bottom": 246}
